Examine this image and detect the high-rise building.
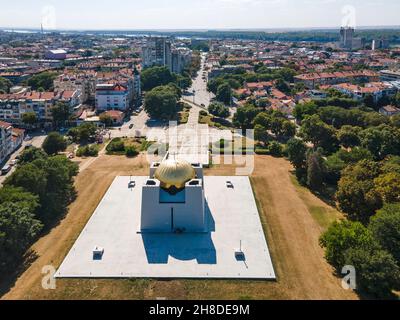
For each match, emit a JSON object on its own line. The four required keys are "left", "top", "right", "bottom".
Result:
{"left": 142, "top": 37, "right": 192, "bottom": 74}
{"left": 372, "top": 38, "right": 390, "bottom": 50}
{"left": 340, "top": 27, "right": 355, "bottom": 49}
{"left": 141, "top": 37, "right": 172, "bottom": 68}
{"left": 339, "top": 27, "right": 365, "bottom": 50}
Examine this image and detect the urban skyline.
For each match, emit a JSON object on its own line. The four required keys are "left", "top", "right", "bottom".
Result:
{"left": 1, "top": 0, "right": 400, "bottom": 30}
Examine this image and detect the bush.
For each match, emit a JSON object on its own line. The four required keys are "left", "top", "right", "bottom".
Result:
{"left": 106, "top": 138, "right": 125, "bottom": 154}
{"left": 208, "top": 102, "right": 230, "bottom": 119}
{"left": 269, "top": 141, "right": 283, "bottom": 157}
{"left": 199, "top": 110, "right": 208, "bottom": 117}
{"left": 125, "top": 146, "right": 139, "bottom": 158}
{"left": 255, "top": 148, "right": 270, "bottom": 155}
{"left": 76, "top": 145, "right": 99, "bottom": 157}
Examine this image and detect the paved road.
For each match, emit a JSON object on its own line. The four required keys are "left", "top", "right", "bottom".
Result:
{"left": 0, "top": 134, "right": 46, "bottom": 185}
{"left": 105, "top": 110, "right": 151, "bottom": 139}
{"left": 183, "top": 52, "right": 213, "bottom": 108}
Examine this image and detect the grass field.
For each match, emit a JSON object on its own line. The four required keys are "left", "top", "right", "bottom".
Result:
{"left": 1, "top": 154, "right": 358, "bottom": 300}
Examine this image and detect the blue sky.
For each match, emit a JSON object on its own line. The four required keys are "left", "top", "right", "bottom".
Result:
{"left": 0, "top": 0, "right": 399, "bottom": 30}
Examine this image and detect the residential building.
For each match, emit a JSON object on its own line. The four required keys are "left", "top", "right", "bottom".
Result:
{"left": 45, "top": 49, "right": 67, "bottom": 60}
{"left": 379, "top": 105, "right": 400, "bottom": 116}
{"left": 95, "top": 84, "right": 129, "bottom": 112}
{"left": 340, "top": 27, "right": 354, "bottom": 49}
{"left": 0, "top": 90, "right": 82, "bottom": 124}
{"left": 142, "top": 37, "right": 172, "bottom": 68}
{"left": 339, "top": 27, "right": 365, "bottom": 50}
{"left": 11, "top": 127, "right": 25, "bottom": 152}
{"left": 0, "top": 121, "right": 13, "bottom": 164}
{"left": 171, "top": 48, "right": 192, "bottom": 74}
{"left": 380, "top": 69, "right": 400, "bottom": 82}
{"left": 334, "top": 82, "right": 397, "bottom": 103}
{"left": 101, "top": 110, "right": 125, "bottom": 125}
{"left": 372, "top": 38, "right": 390, "bottom": 50}
{"left": 294, "top": 70, "right": 379, "bottom": 88}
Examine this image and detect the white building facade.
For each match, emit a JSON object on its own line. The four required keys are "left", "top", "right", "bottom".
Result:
{"left": 141, "top": 160, "right": 207, "bottom": 233}
{"left": 95, "top": 84, "right": 129, "bottom": 112}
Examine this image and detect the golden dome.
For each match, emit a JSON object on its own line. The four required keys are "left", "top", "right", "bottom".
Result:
{"left": 154, "top": 159, "right": 195, "bottom": 190}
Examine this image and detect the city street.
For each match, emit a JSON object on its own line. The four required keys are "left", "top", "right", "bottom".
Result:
{"left": 0, "top": 134, "right": 46, "bottom": 185}
{"left": 183, "top": 52, "right": 213, "bottom": 108}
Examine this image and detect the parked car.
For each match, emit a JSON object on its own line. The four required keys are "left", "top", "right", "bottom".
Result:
{"left": 1, "top": 165, "right": 12, "bottom": 175}
{"left": 10, "top": 159, "right": 18, "bottom": 166}
{"left": 129, "top": 124, "right": 134, "bottom": 129}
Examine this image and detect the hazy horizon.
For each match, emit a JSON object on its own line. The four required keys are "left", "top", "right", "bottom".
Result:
{"left": 0, "top": 0, "right": 399, "bottom": 31}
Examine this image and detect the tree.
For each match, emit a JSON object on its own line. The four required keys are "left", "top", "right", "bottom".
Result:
{"left": 275, "top": 78, "right": 291, "bottom": 95}
{"left": 18, "top": 147, "right": 48, "bottom": 165}
{"left": 374, "top": 173, "right": 400, "bottom": 203}
{"left": 360, "top": 125, "right": 400, "bottom": 160}
{"left": 42, "top": 132, "right": 67, "bottom": 155}
{"left": 208, "top": 102, "right": 230, "bottom": 119}
{"left": 394, "top": 92, "right": 400, "bottom": 108}
{"left": 4, "top": 163, "right": 47, "bottom": 198}
{"left": 0, "top": 77, "right": 13, "bottom": 93}
{"left": 363, "top": 93, "right": 376, "bottom": 109}
{"left": 51, "top": 102, "right": 71, "bottom": 129}
{"left": 287, "top": 138, "right": 308, "bottom": 169}
{"left": 233, "top": 105, "right": 260, "bottom": 129}
{"left": 26, "top": 71, "right": 57, "bottom": 91}
{"left": 325, "top": 148, "right": 373, "bottom": 184}
{"left": 306, "top": 150, "right": 326, "bottom": 192}
{"left": 336, "top": 160, "right": 383, "bottom": 223}
{"left": 22, "top": 112, "right": 38, "bottom": 127}
{"left": 207, "top": 78, "right": 225, "bottom": 94}
{"left": 391, "top": 114, "right": 400, "bottom": 128}
{"left": 369, "top": 203, "right": 400, "bottom": 263}
{"left": 68, "top": 123, "right": 97, "bottom": 144}
{"left": 99, "top": 113, "right": 114, "bottom": 127}
{"left": 216, "top": 83, "right": 232, "bottom": 105}
{"left": 141, "top": 66, "right": 176, "bottom": 91}
{"left": 299, "top": 115, "right": 339, "bottom": 153}
{"left": 344, "top": 246, "right": 400, "bottom": 297}
{"left": 0, "top": 186, "right": 39, "bottom": 213}
{"left": 337, "top": 125, "right": 361, "bottom": 148}
{"left": 176, "top": 74, "right": 192, "bottom": 90}
{"left": 320, "top": 220, "right": 376, "bottom": 270}
{"left": 254, "top": 125, "right": 269, "bottom": 145}
{"left": 0, "top": 203, "right": 43, "bottom": 272}
{"left": 34, "top": 156, "right": 78, "bottom": 222}
{"left": 144, "top": 86, "right": 178, "bottom": 120}
{"left": 281, "top": 120, "right": 296, "bottom": 138}
{"left": 293, "top": 102, "right": 318, "bottom": 122}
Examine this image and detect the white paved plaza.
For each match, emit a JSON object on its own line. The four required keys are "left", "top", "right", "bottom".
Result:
{"left": 56, "top": 176, "right": 275, "bottom": 279}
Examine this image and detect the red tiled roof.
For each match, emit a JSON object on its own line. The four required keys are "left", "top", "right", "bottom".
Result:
{"left": 0, "top": 120, "right": 12, "bottom": 129}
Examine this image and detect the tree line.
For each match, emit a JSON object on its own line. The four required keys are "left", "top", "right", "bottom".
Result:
{"left": 0, "top": 146, "right": 78, "bottom": 274}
